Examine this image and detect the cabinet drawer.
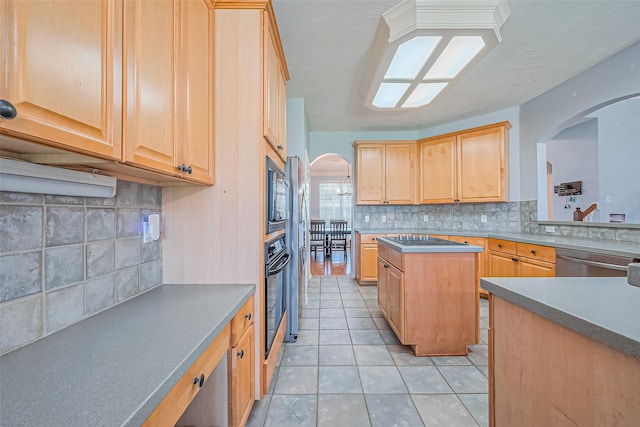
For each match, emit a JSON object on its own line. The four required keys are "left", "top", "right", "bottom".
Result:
{"left": 517, "top": 243, "right": 555, "bottom": 263}
{"left": 386, "top": 247, "right": 403, "bottom": 271}
{"left": 231, "top": 296, "right": 254, "bottom": 347}
{"left": 488, "top": 238, "right": 516, "bottom": 255}
{"left": 143, "top": 324, "right": 230, "bottom": 427}
{"left": 360, "top": 234, "right": 386, "bottom": 244}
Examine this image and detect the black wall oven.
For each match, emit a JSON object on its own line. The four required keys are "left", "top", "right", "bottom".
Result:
{"left": 264, "top": 234, "right": 290, "bottom": 358}
{"left": 266, "top": 156, "right": 289, "bottom": 234}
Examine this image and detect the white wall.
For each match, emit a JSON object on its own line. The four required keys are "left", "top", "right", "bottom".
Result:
{"left": 286, "top": 98, "right": 310, "bottom": 159}
{"left": 309, "top": 175, "right": 352, "bottom": 220}
{"left": 520, "top": 41, "right": 640, "bottom": 201}
{"left": 546, "top": 120, "right": 599, "bottom": 222}
{"left": 591, "top": 99, "right": 640, "bottom": 223}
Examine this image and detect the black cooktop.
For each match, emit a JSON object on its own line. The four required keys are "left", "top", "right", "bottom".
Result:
{"left": 386, "top": 236, "right": 467, "bottom": 246}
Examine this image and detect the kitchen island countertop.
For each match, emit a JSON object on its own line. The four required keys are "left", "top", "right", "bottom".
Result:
{"left": 0, "top": 283, "right": 255, "bottom": 426}
{"left": 481, "top": 276, "right": 640, "bottom": 360}
{"left": 377, "top": 236, "right": 483, "bottom": 253}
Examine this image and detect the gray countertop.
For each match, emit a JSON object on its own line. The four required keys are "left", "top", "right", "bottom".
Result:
{"left": 354, "top": 229, "right": 640, "bottom": 258}
{"left": 0, "top": 283, "right": 255, "bottom": 427}
{"left": 480, "top": 277, "right": 640, "bottom": 360}
{"left": 377, "top": 237, "right": 482, "bottom": 253}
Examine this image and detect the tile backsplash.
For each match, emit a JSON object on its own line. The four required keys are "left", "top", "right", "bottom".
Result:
{"left": 354, "top": 200, "right": 640, "bottom": 243}
{"left": 354, "top": 201, "right": 539, "bottom": 233}
{"left": 0, "top": 180, "right": 162, "bottom": 355}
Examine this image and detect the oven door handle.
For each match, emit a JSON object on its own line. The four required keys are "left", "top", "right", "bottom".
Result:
{"left": 268, "top": 253, "right": 291, "bottom": 276}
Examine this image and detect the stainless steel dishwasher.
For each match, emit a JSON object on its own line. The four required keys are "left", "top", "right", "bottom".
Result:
{"left": 556, "top": 248, "right": 637, "bottom": 277}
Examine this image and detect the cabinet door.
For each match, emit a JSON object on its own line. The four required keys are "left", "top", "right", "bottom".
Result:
{"left": 356, "top": 144, "right": 386, "bottom": 204}
{"left": 1, "top": 0, "right": 121, "bottom": 159}
{"left": 457, "top": 125, "right": 507, "bottom": 202}
{"left": 518, "top": 258, "right": 556, "bottom": 277}
{"left": 488, "top": 251, "right": 517, "bottom": 277}
{"left": 263, "top": 25, "right": 280, "bottom": 153}
{"left": 386, "top": 143, "right": 416, "bottom": 204}
{"left": 361, "top": 243, "right": 379, "bottom": 282}
{"left": 387, "top": 264, "right": 405, "bottom": 342}
{"left": 377, "top": 257, "right": 389, "bottom": 316}
{"left": 277, "top": 69, "right": 287, "bottom": 161}
{"left": 123, "top": 0, "right": 178, "bottom": 175}
{"left": 418, "top": 136, "right": 456, "bottom": 203}
{"left": 178, "top": 0, "right": 214, "bottom": 184}
{"left": 230, "top": 324, "right": 255, "bottom": 427}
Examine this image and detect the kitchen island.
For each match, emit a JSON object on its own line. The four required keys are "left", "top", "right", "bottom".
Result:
{"left": 482, "top": 277, "right": 640, "bottom": 426}
{"left": 377, "top": 235, "right": 482, "bottom": 356}
{"left": 0, "top": 283, "right": 255, "bottom": 427}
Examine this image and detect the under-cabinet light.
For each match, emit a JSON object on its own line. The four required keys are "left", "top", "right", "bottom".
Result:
{"left": 0, "top": 158, "right": 117, "bottom": 197}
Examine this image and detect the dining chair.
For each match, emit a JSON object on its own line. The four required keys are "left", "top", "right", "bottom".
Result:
{"left": 309, "top": 220, "right": 326, "bottom": 259}
{"left": 329, "top": 220, "right": 348, "bottom": 253}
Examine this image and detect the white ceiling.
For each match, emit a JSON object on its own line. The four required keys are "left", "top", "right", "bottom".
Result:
{"left": 272, "top": 0, "right": 640, "bottom": 132}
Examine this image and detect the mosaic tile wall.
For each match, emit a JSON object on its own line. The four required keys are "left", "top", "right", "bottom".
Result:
{"left": 0, "top": 180, "right": 162, "bottom": 355}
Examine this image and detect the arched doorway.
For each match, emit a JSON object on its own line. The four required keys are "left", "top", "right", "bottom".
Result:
{"left": 309, "top": 154, "right": 353, "bottom": 276}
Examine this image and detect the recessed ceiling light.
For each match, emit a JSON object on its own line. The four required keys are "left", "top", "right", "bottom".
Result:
{"left": 372, "top": 82, "right": 411, "bottom": 108}
{"left": 424, "top": 36, "right": 486, "bottom": 80}
{"left": 385, "top": 36, "right": 442, "bottom": 80}
{"left": 402, "top": 83, "right": 449, "bottom": 108}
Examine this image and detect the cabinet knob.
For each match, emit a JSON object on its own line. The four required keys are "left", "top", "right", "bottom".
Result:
{"left": 383, "top": 264, "right": 389, "bottom": 269}
{"left": 530, "top": 250, "right": 536, "bottom": 254}
{"left": 177, "top": 164, "right": 186, "bottom": 172}
{"left": 512, "top": 257, "right": 519, "bottom": 262}
{"left": 193, "top": 373, "right": 205, "bottom": 388}
{"left": 498, "top": 244, "right": 502, "bottom": 248}
{"left": 0, "top": 99, "right": 18, "bottom": 120}
{"left": 277, "top": 144, "right": 283, "bottom": 150}
{"left": 454, "top": 199, "right": 460, "bottom": 203}
{"left": 245, "top": 312, "right": 252, "bottom": 321}
{"left": 237, "top": 349, "right": 244, "bottom": 359}
{"left": 186, "top": 165, "right": 192, "bottom": 174}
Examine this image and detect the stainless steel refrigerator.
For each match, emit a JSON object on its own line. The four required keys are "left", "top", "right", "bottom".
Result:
{"left": 284, "top": 155, "right": 309, "bottom": 342}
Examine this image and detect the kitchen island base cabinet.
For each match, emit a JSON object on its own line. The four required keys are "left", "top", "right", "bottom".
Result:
{"left": 489, "top": 296, "right": 640, "bottom": 426}
{"left": 378, "top": 247, "right": 478, "bottom": 356}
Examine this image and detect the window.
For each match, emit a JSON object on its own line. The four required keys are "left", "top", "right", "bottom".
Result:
{"left": 319, "top": 182, "right": 352, "bottom": 222}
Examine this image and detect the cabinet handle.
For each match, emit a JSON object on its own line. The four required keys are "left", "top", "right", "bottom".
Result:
{"left": 277, "top": 144, "right": 283, "bottom": 150}
{"left": 454, "top": 199, "right": 460, "bottom": 203}
{"left": 0, "top": 99, "right": 18, "bottom": 120}
{"left": 193, "top": 373, "right": 205, "bottom": 388}
{"left": 383, "top": 264, "right": 389, "bottom": 269}
{"left": 186, "top": 165, "right": 192, "bottom": 174}
{"left": 530, "top": 250, "right": 536, "bottom": 255}
{"left": 245, "top": 312, "right": 252, "bottom": 321}
{"left": 512, "top": 257, "right": 519, "bottom": 262}
{"left": 237, "top": 349, "right": 244, "bottom": 359}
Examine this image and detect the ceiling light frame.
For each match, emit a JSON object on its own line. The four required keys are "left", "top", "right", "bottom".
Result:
{"left": 361, "top": 0, "right": 510, "bottom": 111}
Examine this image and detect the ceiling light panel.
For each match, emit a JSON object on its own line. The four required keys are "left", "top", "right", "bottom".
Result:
{"left": 384, "top": 36, "right": 442, "bottom": 79}
{"left": 424, "top": 36, "right": 486, "bottom": 80}
{"left": 373, "top": 82, "right": 411, "bottom": 108}
{"left": 402, "top": 83, "right": 449, "bottom": 108}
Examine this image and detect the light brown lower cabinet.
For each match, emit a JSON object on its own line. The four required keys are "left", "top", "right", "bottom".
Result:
{"left": 142, "top": 296, "right": 255, "bottom": 427}
{"left": 489, "top": 295, "right": 640, "bottom": 426}
{"left": 487, "top": 238, "right": 556, "bottom": 277}
{"left": 377, "top": 243, "right": 477, "bottom": 356}
{"left": 355, "top": 233, "right": 386, "bottom": 284}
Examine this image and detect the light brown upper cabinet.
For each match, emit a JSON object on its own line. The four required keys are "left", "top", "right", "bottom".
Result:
{"left": 264, "top": 22, "right": 287, "bottom": 162}
{"left": 0, "top": 0, "right": 122, "bottom": 159}
{"left": 1, "top": 0, "right": 214, "bottom": 185}
{"left": 354, "top": 141, "right": 416, "bottom": 205}
{"left": 419, "top": 122, "right": 511, "bottom": 204}
{"left": 123, "top": 0, "right": 214, "bottom": 184}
